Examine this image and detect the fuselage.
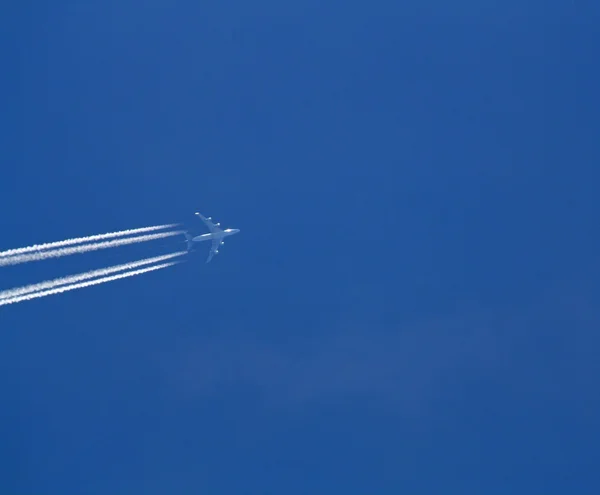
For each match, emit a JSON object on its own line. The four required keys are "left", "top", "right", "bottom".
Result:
{"left": 192, "top": 228, "right": 240, "bottom": 243}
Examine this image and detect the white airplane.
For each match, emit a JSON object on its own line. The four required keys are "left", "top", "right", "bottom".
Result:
{"left": 184, "top": 212, "right": 240, "bottom": 263}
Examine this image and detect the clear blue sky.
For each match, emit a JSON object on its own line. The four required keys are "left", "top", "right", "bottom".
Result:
{"left": 1, "top": 2, "right": 599, "bottom": 493}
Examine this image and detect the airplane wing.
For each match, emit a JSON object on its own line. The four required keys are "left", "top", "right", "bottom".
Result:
{"left": 206, "top": 237, "right": 224, "bottom": 263}
{"left": 195, "top": 212, "right": 222, "bottom": 233}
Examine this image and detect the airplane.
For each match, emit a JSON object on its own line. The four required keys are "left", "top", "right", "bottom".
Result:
{"left": 183, "top": 212, "right": 240, "bottom": 263}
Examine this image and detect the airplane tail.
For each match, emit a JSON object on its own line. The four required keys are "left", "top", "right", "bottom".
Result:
{"left": 183, "top": 232, "right": 194, "bottom": 251}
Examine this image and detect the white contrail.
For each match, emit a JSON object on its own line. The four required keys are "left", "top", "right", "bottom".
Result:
{"left": 0, "top": 230, "right": 184, "bottom": 267}
{"left": 0, "top": 251, "right": 188, "bottom": 300}
{"left": 0, "top": 223, "right": 180, "bottom": 258}
{"left": 0, "top": 261, "right": 181, "bottom": 307}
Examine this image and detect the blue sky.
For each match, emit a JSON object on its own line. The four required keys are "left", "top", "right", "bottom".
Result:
{"left": 1, "top": 1, "right": 599, "bottom": 493}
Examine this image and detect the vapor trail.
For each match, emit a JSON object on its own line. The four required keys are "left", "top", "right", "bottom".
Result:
{"left": 0, "top": 223, "right": 180, "bottom": 259}
{"left": 0, "top": 261, "right": 181, "bottom": 307}
{"left": 0, "top": 251, "right": 187, "bottom": 300}
{"left": 0, "top": 231, "right": 184, "bottom": 267}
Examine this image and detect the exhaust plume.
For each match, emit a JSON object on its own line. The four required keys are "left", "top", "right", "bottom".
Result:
{"left": 0, "top": 261, "right": 181, "bottom": 307}
{"left": 0, "top": 251, "right": 187, "bottom": 300}
{"left": 0, "top": 231, "right": 184, "bottom": 267}
{"left": 0, "top": 223, "right": 180, "bottom": 258}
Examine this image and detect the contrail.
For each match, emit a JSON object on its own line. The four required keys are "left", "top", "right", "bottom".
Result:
{"left": 0, "top": 230, "right": 184, "bottom": 267}
{"left": 0, "top": 251, "right": 188, "bottom": 300}
{"left": 0, "top": 261, "right": 182, "bottom": 307}
{"left": 0, "top": 223, "right": 180, "bottom": 259}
